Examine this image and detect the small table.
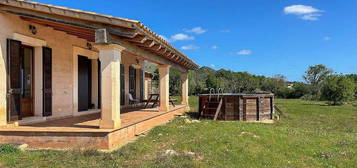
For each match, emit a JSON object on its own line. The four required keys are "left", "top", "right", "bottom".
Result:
{"left": 144, "top": 94, "right": 177, "bottom": 109}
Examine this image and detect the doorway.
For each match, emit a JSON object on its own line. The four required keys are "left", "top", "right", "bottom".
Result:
{"left": 20, "top": 45, "right": 34, "bottom": 117}
{"left": 78, "top": 55, "right": 92, "bottom": 111}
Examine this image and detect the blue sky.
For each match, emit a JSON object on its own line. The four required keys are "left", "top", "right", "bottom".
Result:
{"left": 35, "top": 0, "right": 357, "bottom": 81}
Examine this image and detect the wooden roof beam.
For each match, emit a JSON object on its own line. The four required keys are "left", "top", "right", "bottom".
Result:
{"left": 127, "top": 33, "right": 145, "bottom": 42}
{"left": 163, "top": 50, "right": 172, "bottom": 58}
{"left": 149, "top": 43, "right": 161, "bottom": 51}
{"left": 134, "top": 38, "right": 154, "bottom": 47}
{"left": 107, "top": 34, "right": 188, "bottom": 72}
{"left": 157, "top": 47, "right": 167, "bottom": 55}
{"left": 168, "top": 53, "right": 176, "bottom": 59}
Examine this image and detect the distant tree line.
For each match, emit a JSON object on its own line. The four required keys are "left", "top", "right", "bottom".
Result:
{"left": 150, "top": 64, "right": 356, "bottom": 105}
{"left": 187, "top": 66, "right": 304, "bottom": 97}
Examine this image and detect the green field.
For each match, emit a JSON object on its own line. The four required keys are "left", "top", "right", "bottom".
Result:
{"left": 0, "top": 97, "right": 356, "bottom": 168}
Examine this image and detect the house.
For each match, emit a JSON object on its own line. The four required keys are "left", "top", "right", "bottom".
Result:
{"left": 0, "top": 0, "right": 198, "bottom": 149}
{"left": 287, "top": 83, "right": 294, "bottom": 89}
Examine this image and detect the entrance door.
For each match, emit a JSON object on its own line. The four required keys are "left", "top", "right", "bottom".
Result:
{"left": 20, "top": 46, "right": 34, "bottom": 117}
{"left": 78, "top": 56, "right": 92, "bottom": 111}
{"left": 7, "top": 39, "right": 52, "bottom": 121}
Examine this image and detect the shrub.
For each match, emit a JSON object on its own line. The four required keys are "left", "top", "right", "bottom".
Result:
{"left": 0, "top": 144, "right": 20, "bottom": 154}
{"left": 321, "top": 75, "right": 355, "bottom": 105}
{"left": 276, "top": 87, "right": 293, "bottom": 98}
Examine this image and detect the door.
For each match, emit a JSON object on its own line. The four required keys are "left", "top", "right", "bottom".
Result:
{"left": 78, "top": 56, "right": 92, "bottom": 111}
{"left": 6, "top": 39, "right": 22, "bottom": 121}
{"left": 129, "top": 66, "right": 136, "bottom": 98}
{"left": 20, "top": 46, "right": 34, "bottom": 117}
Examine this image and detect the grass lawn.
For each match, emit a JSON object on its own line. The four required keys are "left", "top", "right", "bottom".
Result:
{"left": 0, "top": 97, "right": 356, "bottom": 168}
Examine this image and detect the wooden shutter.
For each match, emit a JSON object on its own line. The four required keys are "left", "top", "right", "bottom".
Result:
{"left": 140, "top": 70, "right": 144, "bottom": 101}
{"left": 129, "top": 66, "right": 136, "bottom": 98}
{"left": 98, "top": 59, "right": 101, "bottom": 109}
{"left": 6, "top": 39, "right": 22, "bottom": 121}
{"left": 120, "top": 64, "right": 125, "bottom": 105}
{"left": 43, "top": 47, "right": 52, "bottom": 116}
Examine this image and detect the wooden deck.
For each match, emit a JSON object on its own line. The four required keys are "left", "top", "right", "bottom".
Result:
{"left": 0, "top": 105, "right": 189, "bottom": 149}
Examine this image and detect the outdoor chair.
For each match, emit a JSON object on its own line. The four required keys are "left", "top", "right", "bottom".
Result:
{"left": 128, "top": 93, "right": 140, "bottom": 108}
{"left": 169, "top": 97, "right": 177, "bottom": 107}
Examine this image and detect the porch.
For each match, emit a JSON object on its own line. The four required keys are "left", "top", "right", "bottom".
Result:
{"left": 0, "top": 105, "right": 188, "bottom": 149}
{"left": 0, "top": 0, "right": 199, "bottom": 150}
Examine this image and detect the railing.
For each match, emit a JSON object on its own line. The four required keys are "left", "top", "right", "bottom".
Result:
{"left": 217, "top": 88, "right": 224, "bottom": 100}
{"left": 209, "top": 88, "right": 215, "bottom": 102}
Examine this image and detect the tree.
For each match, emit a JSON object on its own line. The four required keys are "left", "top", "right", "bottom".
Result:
{"left": 206, "top": 73, "right": 220, "bottom": 90}
{"left": 169, "top": 70, "right": 181, "bottom": 96}
{"left": 290, "top": 82, "right": 310, "bottom": 98}
{"left": 261, "top": 74, "right": 286, "bottom": 95}
{"left": 321, "top": 75, "right": 355, "bottom": 105}
{"left": 303, "top": 64, "right": 333, "bottom": 99}
{"left": 346, "top": 74, "right": 357, "bottom": 99}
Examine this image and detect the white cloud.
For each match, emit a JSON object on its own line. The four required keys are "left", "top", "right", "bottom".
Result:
{"left": 185, "top": 27, "right": 207, "bottom": 34}
{"left": 212, "top": 45, "right": 219, "bottom": 50}
{"left": 181, "top": 44, "right": 200, "bottom": 50}
{"left": 284, "top": 5, "right": 323, "bottom": 21}
{"left": 324, "top": 36, "right": 331, "bottom": 41}
{"left": 232, "top": 49, "right": 252, "bottom": 55}
{"left": 170, "top": 33, "right": 195, "bottom": 42}
{"left": 210, "top": 64, "right": 216, "bottom": 68}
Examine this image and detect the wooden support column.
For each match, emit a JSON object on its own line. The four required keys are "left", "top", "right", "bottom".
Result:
{"left": 158, "top": 65, "right": 170, "bottom": 111}
{"left": 96, "top": 44, "right": 124, "bottom": 129}
{"left": 181, "top": 72, "right": 189, "bottom": 105}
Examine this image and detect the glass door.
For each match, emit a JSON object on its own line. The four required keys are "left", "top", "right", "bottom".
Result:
{"left": 20, "top": 45, "right": 34, "bottom": 117}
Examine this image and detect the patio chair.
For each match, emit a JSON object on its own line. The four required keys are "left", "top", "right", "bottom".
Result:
{"left": 169, "top": 97, "right": 177, "bottom": 107}
{"left": 128, "top": 93, "right": 140, "bottom": 108}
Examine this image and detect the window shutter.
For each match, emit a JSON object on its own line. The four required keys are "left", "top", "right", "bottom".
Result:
{"left": 120, "top": 64, "right": 125, "bottom": 105}
{"left": 6, "top": 39, "right": 22, "bottom": 121}
{"left": 43, "top": 47, "right": 52, "bottom": 116}
{"left": 140, "top": 70, "right": 144, "bottom": 101}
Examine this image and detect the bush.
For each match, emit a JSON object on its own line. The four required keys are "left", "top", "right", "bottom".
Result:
{"left": 0, "top": 144, "right": 20, "bottom": 154}
{"left": 321, "top": 75, "right": 355, "bottom": 105}
{"left": 276, "top": 87, "right": 293, "bottom": 98}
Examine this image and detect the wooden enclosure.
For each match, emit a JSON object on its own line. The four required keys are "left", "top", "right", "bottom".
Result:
{"left": 199, "top": 94, "right": 274, "bottom": 121}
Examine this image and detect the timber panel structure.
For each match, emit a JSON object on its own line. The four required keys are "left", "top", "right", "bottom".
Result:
{"left": 199, "top": 94, "right": 274, "bottom": 121}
